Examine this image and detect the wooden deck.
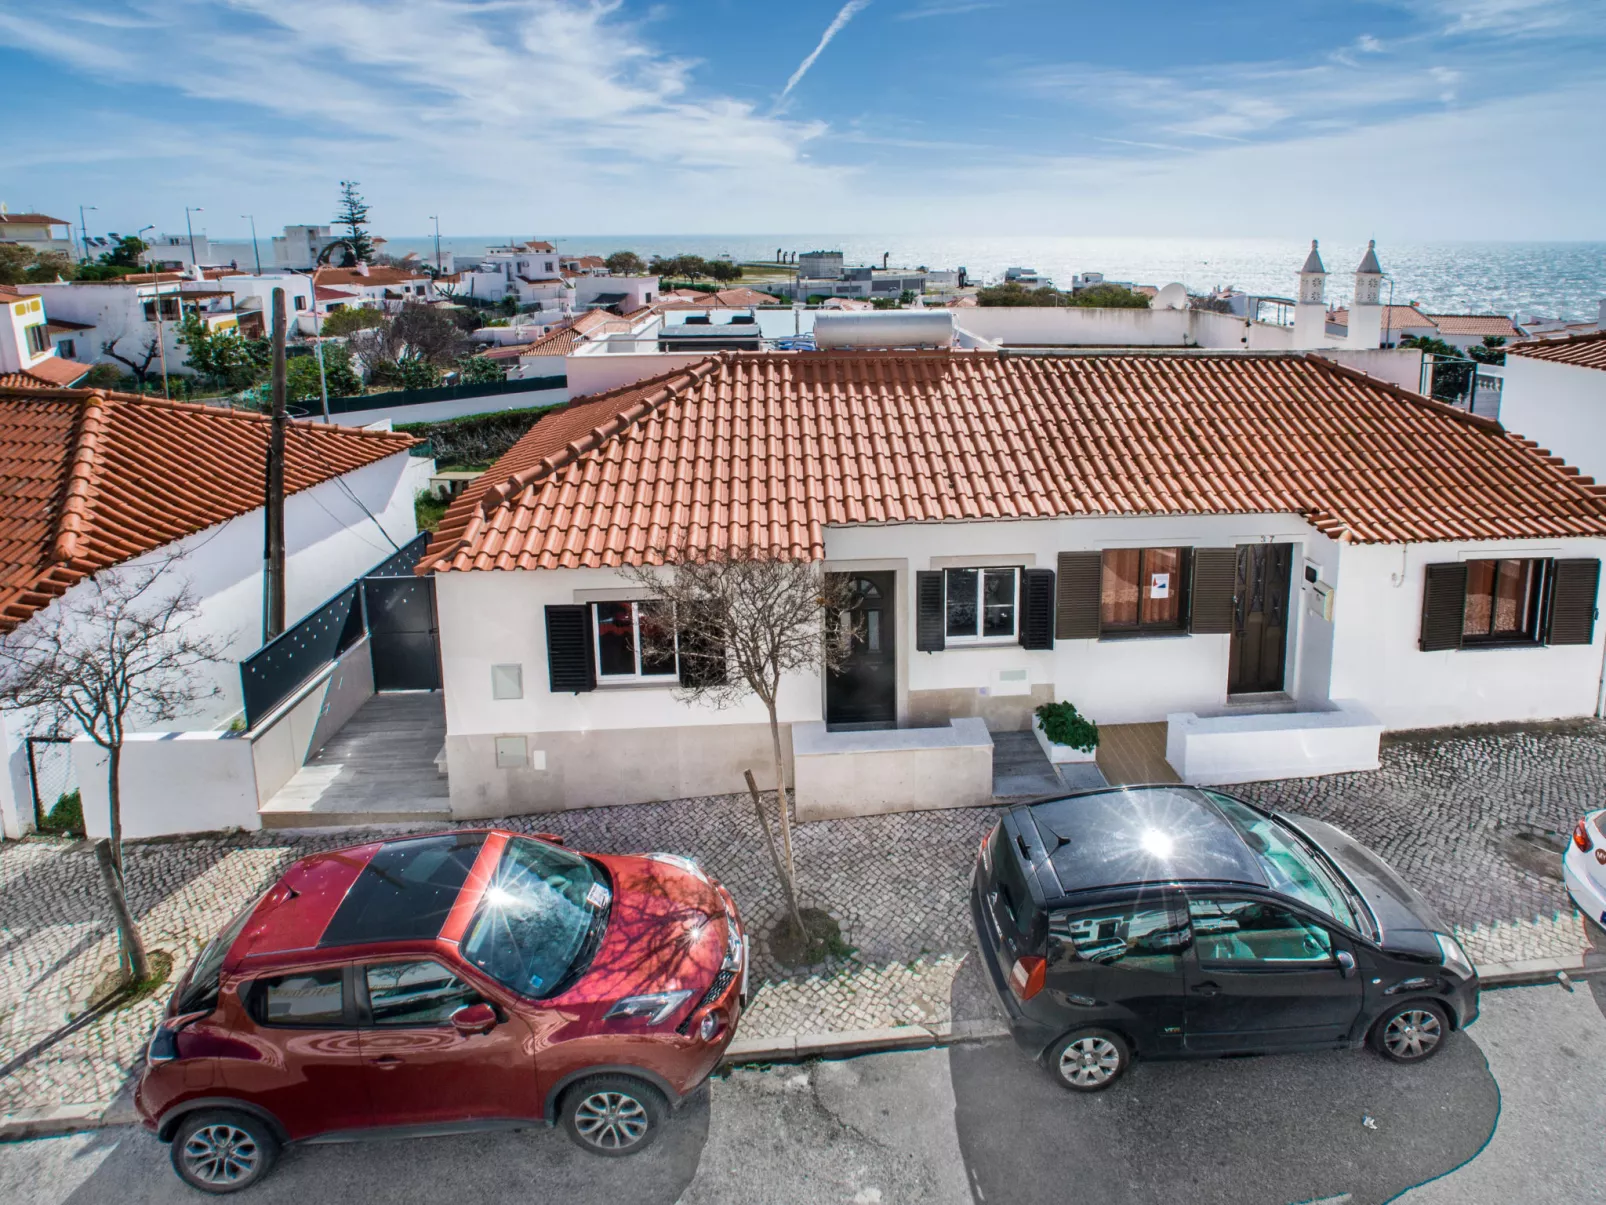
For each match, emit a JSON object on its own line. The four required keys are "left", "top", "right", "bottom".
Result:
{"left": 1095, "top": 722, "right": 1181, "bottom": 786}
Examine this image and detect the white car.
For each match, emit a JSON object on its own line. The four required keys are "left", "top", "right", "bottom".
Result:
{"left": 1563, "top": 810, "right": 1606, "bottom": 930}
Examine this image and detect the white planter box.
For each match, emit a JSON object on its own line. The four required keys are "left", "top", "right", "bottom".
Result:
{"left": 1032, "top": 715, "right": 1099, "bottom": 764}
{"left": 1164, "top": 701, "right": 1382, "bottom": 786}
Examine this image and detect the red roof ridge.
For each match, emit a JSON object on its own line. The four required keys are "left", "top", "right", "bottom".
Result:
{"left": 52, "top": 392, "right": 109, "bottom": 564}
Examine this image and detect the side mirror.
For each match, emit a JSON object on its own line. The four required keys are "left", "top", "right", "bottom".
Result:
{"left": 534, "top": 832, "right": 565, "bottom": 846}
{"left": 1335, "top": 949, "right": 1357, "bottom": 978}
{"left": 450, "top": 1002, "right": 499, "bottom": 1036}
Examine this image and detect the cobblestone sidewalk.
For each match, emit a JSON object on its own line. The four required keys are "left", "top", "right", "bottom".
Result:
{"left": 4, "top": 722, "right": 1605, "bottom": 1126}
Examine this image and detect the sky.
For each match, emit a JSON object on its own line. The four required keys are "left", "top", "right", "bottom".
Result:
{"left": 1, "top": 0, "right": 1603, "bottom": 241}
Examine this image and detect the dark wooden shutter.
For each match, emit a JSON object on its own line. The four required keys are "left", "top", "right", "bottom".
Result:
{"left": 915, "top": 570, "right": 945, "bottom": 652}
{"left": 1019, "top": 568, "right": 1055, "bottom": 650}
{"left": 1055, "top": 552, "right": 1102, "bottom": 639}
{"left": 678, "top": 625, "right": 728, "bottom": 687}
{"left": 1418, "top": 564, "right": 1467, "bottom": 651}
{"left": 545, "top": 604, "right": 595, "bottom": 692}
{"left": 1190, "top": 548, "right": 1237, "bottom": 635}
{"left": 1548, "top": 558, "right": 1601, "bottom": 646}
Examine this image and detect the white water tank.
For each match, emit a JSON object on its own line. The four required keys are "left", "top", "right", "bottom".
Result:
{"left": 812, "top": 310, "right": 955, "bottom": 350}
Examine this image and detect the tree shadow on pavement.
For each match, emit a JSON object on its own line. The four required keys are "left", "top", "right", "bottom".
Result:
{"left": 57, "top": 1088, "right": 711, "bottom": 1205}
{"left": 949, "top": 1034, "right": 1498, "bottom": 1205}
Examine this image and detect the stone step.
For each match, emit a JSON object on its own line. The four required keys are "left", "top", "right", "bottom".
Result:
{"left": 259, "top": 809, "right": 453, "bottom": 831}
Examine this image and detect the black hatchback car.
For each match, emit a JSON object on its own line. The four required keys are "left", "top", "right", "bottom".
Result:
{"left": 972, "top": 785, "right": 1478, "bottom": 1091}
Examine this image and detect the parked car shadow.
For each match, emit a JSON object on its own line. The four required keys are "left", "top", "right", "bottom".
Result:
{"left": 55, "top": 1088, "right": 711, "bottom": 1205}
{"left": 948, "top": 1032, "right": 1497, "bottom": 1205}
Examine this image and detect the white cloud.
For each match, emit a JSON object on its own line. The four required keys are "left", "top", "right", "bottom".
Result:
{"left": 895, "top": 1, "right": 998, "bottom": 18}
{"left": 777, "top": 0, "right": 872, "bottom": 108}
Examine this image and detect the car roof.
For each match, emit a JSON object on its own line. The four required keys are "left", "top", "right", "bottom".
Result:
{"left": 231, "top": 831, "right": 495, "bottom": 968}
{"left": 1021, "top": 786, "right": 1267, "bottom": 894}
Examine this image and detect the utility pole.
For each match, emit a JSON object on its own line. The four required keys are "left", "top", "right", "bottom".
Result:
{"left": 263, "top": 288, "right": 288, "bottom": 642}
{"left": 430, "top": 214, "right": 442, "bottom": 273}
{"left": 242, "top": 214, "right": 262, "bottom": 274}
{"left": 185, "top": 206, "right": 204, "bottom": 266}
{"left": 314, "top": 337, "right": 332, "bottom": 423}
{"left": 78, "top": 205, "right": 97, "bottom": 264}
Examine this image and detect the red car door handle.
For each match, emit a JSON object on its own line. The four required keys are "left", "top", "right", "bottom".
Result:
{"left": 1192, "top": 982, "right": 1221, "bottom": 997}
{"left": 373, "top": 1055, "right": 403, "bottom": 1068}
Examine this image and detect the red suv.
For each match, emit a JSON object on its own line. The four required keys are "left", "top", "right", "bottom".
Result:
{"left": 135, "top": 830, "right": 745, "bottom": 1193}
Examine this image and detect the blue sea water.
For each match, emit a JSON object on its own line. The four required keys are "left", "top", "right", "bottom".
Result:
{"left": 205, "top": 234, "right": 1606, "bottom": 322}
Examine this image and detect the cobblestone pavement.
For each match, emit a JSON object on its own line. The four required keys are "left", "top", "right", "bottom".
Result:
{"left": 3, "top": 722, "right": 1604, "bottom": 1124}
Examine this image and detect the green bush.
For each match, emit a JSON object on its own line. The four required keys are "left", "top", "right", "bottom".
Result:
{"left": 42, "top": 789, "right": 85, "bottom": 836}
{"left": 1035, "top": 701, "right": 1099, "bottom": 752}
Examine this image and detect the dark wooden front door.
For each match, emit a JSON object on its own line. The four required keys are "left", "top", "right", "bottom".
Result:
{"left": 1228, "top": 544, "right": 1293, "bottom": 695}
{"left": 825, "top": 572, "right": 896, "bottom": 728}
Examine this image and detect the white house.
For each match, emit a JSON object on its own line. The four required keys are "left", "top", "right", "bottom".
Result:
{"left": 272, "top": 225, "right": 389, "bottom": 270}
{"left": 0, "top": 383, "right": 428, "bottom": 838}
{"left": 0, "top": 210, "right": 74, "bottom": 257}
{"left": 459, "top": 242, "right": 575, "bottom": 314}
{"left": 311, "top": 264, "right": 436, "bottom": 313}
{"left": 140, "top": 232, "right": 221, "bottom": 271}
{"left": 1497, "top": 331, "right": 1606, "bottom": 485}
{"left": 0, "top": 286, "right": 89, "bottom": 388}
{"left": 419, "top": 348, "right": 1606, "bottom": 821}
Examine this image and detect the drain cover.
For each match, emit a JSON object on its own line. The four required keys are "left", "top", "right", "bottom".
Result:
{"left": 1498, "top": 827, "right": 1566, "bottom": 882}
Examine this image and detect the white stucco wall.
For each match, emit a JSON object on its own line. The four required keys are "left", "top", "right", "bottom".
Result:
{"left": 1329, "top": 538, "right": 1606, "bottom": 729}
{"left": 565, "top": 350, "right": 714, "bottom": 399}
{"left": 0, "top": 449, "right": 429, "bottom": 838}
{"left": 1496, "top": 355, "right": 1606, "bottom": 484}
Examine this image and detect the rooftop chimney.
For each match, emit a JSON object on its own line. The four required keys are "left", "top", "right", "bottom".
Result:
{"left": 1293, "top": 239, "right": 1329, "bottom": 349}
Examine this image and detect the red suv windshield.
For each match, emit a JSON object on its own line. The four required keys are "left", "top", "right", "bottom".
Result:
{"left": 461, "top": 837, "right": 611, "bottom": 998}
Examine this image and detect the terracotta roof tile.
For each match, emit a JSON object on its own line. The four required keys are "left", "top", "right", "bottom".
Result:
{"left": 313, "top": 266, "right": 430, "bottom": 288}
{"left": 1427, "top": 314, "right": 1521, "bottom": 338}
{"left": 1507, "top": 329, "right": 1606, "bottom": 372}
{"left": 0, "top": 387, "right": 414, "bottom": 633}
{"left": 419, "top": 350, "right": 1606, "bottom": 575}
{"left": 0, "top": 213, "right": 68, "bottom": 226}
{"left": 13, "top": 357, "right": 88, "bottom": 387}
{"left": 1328, "top": 305, "right": 1435, "bottom": 329}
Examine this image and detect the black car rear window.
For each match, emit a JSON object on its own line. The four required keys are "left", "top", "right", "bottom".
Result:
{"left": 1032, "top": 788, "right": 1264, "bottom": 892}
{"left": 320, "top": 833, "right": 487, "bottom": 948}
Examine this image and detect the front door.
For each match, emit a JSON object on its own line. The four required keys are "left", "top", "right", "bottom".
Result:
{"left": 1228, "top": 543, "right": 1293, "bottom": 694}
{"left": 825, "top": 572, "right": 896, "bottom": 728}
{"left": 357, "top": 959, "right": 539, "bottom": 1126}
{"left": 1182, "top": 895, "right": 1362, "bottom": 1053}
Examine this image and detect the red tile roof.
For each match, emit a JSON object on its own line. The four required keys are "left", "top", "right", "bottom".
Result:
{"left": 418, "top": 350, "right": 1606, "bottom": 575}
{"left": 313, "top": 266, "right": 430, "bottom": 288}
{"left": 12, "top": 357, "right": 89, "bottom": 387}
{"left": 520, "top": 310, "right": 629, "bottom": 356}
{"left": 1328, "top": 305, "right": 1435, "bottom": 330}
{"left": 1427, "top": 314, "right": 1521, "bottom": 338}
{"left": 1507, "top": 329, "right": 1606, "bottom": 372}
{"left": 0, "top": 388, "right": 415, "bottom": 633}
{"left": 655, "top": 287, "right": 781, "bottom": 309}
{"left": 0, "top": 213, "right": 68, "bottom": 227}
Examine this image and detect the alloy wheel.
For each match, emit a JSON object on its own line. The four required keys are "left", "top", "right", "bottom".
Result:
{"left": 572, "top": 1090, "right": 650, "bottom": 1150}
{"left": 1058, "top": 1035, "right": 1122, "bottom": 1087}
{"left": 1383, "top": 1009, "right": 1443, "bottom": 1060}
{"left": 180, "top": 1124, "right": 260, "bottom": 1187}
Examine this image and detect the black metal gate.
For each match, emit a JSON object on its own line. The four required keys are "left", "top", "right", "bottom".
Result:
{"left": 364, "top": 573, "right": 440, "bottom": 691}
{"left": 25, "top": 736, "right": 76, "bottom": 830}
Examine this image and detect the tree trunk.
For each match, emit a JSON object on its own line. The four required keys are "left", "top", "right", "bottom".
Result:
{"left": 745, "top": 770, "right": 806, "bottom": 940}
{"left": 94, "top": 840, "right": 150, "bottom": 986}
{"left": 103, "top": 742, "right": 150, "bottom": 982}
{"left": 766, "top": 700, "right": 796, "bottom": 890}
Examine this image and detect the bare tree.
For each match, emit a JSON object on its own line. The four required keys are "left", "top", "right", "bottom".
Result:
{"left": 100, "top": 334, "right": 163, "bottom": 388}
{"left": 623, "top": 550, "right": 854, "bottom": 944}
{"left": 0, "top": 556, "right": 226, "bottom": 984}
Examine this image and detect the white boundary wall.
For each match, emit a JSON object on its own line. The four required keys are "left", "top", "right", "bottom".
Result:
{"left": 1497, "top": 355, "right": 1606, "bottom": 484}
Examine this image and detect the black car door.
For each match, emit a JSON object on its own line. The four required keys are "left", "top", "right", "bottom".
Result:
{"left": 1182, "top": 891, "right": 1363, "bottom": 1053}
{"left": 1044, "top": 887, "right": 1189, "bottom": 1054}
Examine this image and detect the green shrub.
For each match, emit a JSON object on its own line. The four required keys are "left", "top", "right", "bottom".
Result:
{"left": 42, "top": 789, "right": 85, "bottom": 836}
{"left": 1035, "top": 701, "right": 1099, "bottom": 752}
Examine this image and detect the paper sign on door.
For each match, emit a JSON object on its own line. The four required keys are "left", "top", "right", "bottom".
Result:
{"left": 1150, "top": 572, "right": 1171, "bottom": 599}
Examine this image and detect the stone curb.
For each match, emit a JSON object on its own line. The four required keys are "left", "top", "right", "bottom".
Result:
{"left": 4, "top": 961, "right": 1595, "bottom": 1144}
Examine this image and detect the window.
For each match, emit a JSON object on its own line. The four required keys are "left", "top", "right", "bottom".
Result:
{"left": 1188, "top": 898, "right": 1334, "bottom": 966}
{"left": 174, "top": 897, "right": 260, "bottom": 1015}
{"left": 364, "top": 961, "right": 479, "bottom": 1026}
{"left": 592, "top": 600, "right": 677, "bottom": 679}
{"left": 25, "top": 324, "right": 50, "bottom": 356}
{"left": 944, "top": 567, "right": 1018, "bottom": 642}
{"left": 253, "top": 967, "right": 347, "bottom": 1027}
{"left": 1205, "top": 794, "right": 1361, "bottom": 932}
{"left": 1463, "top": 558, "right": 1545, "bottom": 643}
{"left": 56, "top": 338, "right": 75, "bottom": 359}
{"left": 1048, "top": 899, "right": 1188, "bottom": 973}
{"left": 141, "top": 296, "right": 180, "bottom": 321}
{"left": 1100, "top": 548, "right": 1189, "bottom": 634}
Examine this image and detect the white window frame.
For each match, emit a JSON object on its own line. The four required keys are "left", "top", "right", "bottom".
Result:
{"left": 591, "top": 599, "right": 679, "bottom": 681}
{"left": 943, "top": 566, "right": 1020, "bottom": 646}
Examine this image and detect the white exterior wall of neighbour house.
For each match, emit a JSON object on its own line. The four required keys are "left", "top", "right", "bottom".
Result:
{"left": 1, "top": 291, "right": 54, "bottom": 374}
{"left": 18, "top": 281, "right": 196, "bottom": 375}
{"left": 1495, "top": 355, "right": 1606, "bottom": 484}
{"left": 0, "top": 450, "right": 432, "bottom": 839}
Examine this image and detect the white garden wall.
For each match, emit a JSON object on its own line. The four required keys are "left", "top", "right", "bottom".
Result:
{"left": 1496, "top": 355, "right": 1606, "bottom": 484}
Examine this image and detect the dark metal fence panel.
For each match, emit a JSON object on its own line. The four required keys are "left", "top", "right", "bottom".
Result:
{"left": 364, "top": 576, "right": 441, "bottom": 691}
{"left": 323, "top": 375, "right": 566, "bottom": 415}
{"left": 239, "top": 584, "right": 362, "bottom": 729}
{"left": 365, "top": 532, "right": 433, "bottom": 579}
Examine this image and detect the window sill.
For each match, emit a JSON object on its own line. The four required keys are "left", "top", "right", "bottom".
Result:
{"left": 594, "top": 677, "right": 680, "bottom": 691}
{"left": 1455, "top": 639, "right": 1544, "bottom": 652}
{"left": 1097, "top": 629, "right": 1192, "bottom": 642}
{"left": 942, "top": 638, "right": 1022, "bottom": 650}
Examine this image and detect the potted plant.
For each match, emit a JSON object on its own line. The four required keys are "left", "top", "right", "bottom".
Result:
{"left": 1033, "top": 701, "right": 1099, "bottom": 764}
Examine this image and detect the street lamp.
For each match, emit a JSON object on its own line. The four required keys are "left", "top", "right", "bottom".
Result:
{"left": 185, "top": 206, "right": 204, "bottom": 266}
{"left": 78, "top": 205, "right": 97, "bottom": 264}
{"left": 429, "top": 214, "right": 442, "bottom": 273}
{"left": 241, "top": 214, "right": 262, "bottom": 275}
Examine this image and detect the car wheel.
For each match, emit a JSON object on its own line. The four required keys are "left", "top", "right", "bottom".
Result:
{"left": 1370, "top": 1000, "right": 1450, "bottom": 1064}
{"left": 560, "top": 1075, "right": 668, "bottom": 1156}
{"left": 170, "top": 1109, "right": 280, "bottom": 1194}
{"left": 1048, "top": 1028, "right": 1130, "bottom": 1092}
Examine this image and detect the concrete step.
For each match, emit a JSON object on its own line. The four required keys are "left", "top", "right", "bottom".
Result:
{"left": 260, "top": 808, "right": 453, "bottom": 831}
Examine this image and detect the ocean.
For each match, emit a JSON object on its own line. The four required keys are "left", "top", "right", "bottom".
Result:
{"left": 203, "top": 234, "right": 1606, "bottom": 322}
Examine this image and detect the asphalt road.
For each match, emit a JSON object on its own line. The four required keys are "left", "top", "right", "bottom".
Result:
{"left": 2, "top": 980, "right": 1601, "bottom": 1205}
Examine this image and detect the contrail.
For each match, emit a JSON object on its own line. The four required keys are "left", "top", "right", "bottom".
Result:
{"left": 778, "top": 0, "right": 872, "bottom": 105}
